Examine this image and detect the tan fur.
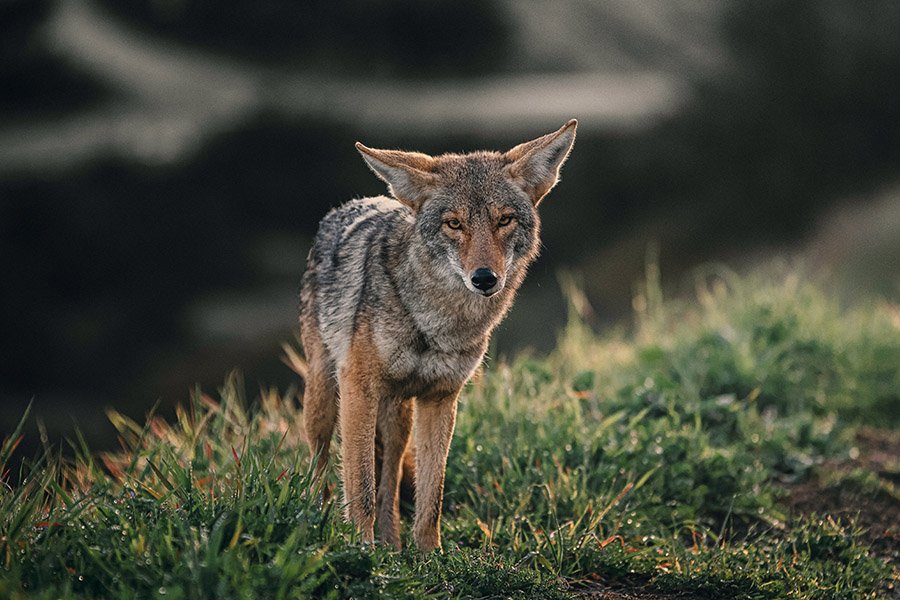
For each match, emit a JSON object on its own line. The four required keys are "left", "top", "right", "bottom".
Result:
{"left": 411, "top": 391, "right": 458, "bottom": 551}
{"left": 337, "top": 323, "right": 382, "bottom": 543}
{"left": 300, "top": 273, "right": 338, "bottom": 488}
{"left": 314, "top": 317, "right": 463, "bottom": 550}
{"left": 375, "top": 392, "right": 412, "bottom": 548}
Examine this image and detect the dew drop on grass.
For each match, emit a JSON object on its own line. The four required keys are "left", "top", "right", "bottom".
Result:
{"left": 78, "top": 576, "right": 84, "bottom": 581}
{"left": 159, "top": 587, "right": 167, "bottom": 595}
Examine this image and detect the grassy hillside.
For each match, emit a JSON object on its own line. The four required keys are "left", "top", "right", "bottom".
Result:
{"left": 2, "top": 265, "right": 898, "bottom": 598}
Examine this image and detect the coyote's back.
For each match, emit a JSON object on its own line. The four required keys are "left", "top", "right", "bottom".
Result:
{"left": 300, "top": 120, "right": 577, "bottom": 551}
{"left": 300, "top": 196, "right": 411, "bottom": 369}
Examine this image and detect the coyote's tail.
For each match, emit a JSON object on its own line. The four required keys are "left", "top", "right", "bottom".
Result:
{"left": 281, "top": 340, "right": 309, "bottom": 381}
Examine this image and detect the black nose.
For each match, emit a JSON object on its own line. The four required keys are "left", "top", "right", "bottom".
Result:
{"left": 471, "top": 268, "right": 498, "bottom": 291}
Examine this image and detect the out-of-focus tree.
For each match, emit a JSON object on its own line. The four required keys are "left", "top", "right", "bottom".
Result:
{"left": 103, "top": 0, "right": 512, "bottom": 76}
{"left": 689, "top": 0, "right": 900, "bottom": 228}
{"left": 1, "top": 0, "right": 108, "bottom": 119}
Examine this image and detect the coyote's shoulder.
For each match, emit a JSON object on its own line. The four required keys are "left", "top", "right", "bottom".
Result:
{"left": 299, "top": 120, "right": 577, "bottom": 551}
{"left": 301, "top": 196, "right": 411, "bottom": 368}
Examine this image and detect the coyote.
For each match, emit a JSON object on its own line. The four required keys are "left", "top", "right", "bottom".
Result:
{"left": 299, "top": 120, "right": 577, "bottom": 551}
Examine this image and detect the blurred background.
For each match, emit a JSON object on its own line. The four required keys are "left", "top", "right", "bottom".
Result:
{"left": 2, "top": 0, "right": 899, "bottom": 451}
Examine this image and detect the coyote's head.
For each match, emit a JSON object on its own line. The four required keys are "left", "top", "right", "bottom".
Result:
{"left": 356, "top": 120, "right": 576, "bottom": 297}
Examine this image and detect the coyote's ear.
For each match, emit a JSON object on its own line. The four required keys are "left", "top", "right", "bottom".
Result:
{"left": 355, "top": 143, "right": 437, "bottom": 210}
{"left": 503, "top": 119, "right": 577, "bottom": 206}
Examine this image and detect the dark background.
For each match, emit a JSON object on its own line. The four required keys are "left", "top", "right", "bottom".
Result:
{"left": 2, "top": 0, "right": 899, "bottom": 450}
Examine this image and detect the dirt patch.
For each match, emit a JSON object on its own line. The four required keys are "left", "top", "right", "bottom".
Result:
{"left": 569, "top": 578, "right": 690, "bottom": 600}
{"left": 782, "top": 427, "right": 900, "bottom": 566}
{"left": 855, "top": 427, "right": 900, "bottom": 486}
{"left": 573, "top": 590, "right": 674, "bottom": 599}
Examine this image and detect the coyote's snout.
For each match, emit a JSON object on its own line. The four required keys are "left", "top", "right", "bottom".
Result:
{"left": 438, "top": 203, "right": 512, "bottom": 297}
{"left": 299, "top": 120, "right": 577, "bottom": 551}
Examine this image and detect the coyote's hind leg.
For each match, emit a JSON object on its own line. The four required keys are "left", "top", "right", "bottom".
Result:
{"left": 301, "top": 319, "right": 338, "bottom": 489}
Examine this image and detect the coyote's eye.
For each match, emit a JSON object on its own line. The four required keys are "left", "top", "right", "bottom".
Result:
{"left": 497, "top": 215, "right": 514, "bottom": 227}
{"left": 445, "top": 218, "right": 462, "bottom": 230}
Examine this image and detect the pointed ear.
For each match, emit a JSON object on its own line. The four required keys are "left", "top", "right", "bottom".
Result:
{"left": 503, "top": 119, "right": 577, "bottom": 206}
{"left": 355, "top": 143, "right": 437, "bottom": 210}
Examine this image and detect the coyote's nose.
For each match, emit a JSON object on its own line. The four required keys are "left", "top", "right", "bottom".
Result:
{"left": 471, "top": 268, "right": 498, "bottom": 292}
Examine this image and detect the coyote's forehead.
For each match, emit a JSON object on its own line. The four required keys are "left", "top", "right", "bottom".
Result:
{"left": 428, "top": 152, "right": 534, "bottom": 215}
{"left": 417, "top": 152, "right": 538, "bottom": 252}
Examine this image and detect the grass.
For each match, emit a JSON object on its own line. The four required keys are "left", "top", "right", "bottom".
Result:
{"left": 2, "top": 264, "right": 898, "bottom": 598}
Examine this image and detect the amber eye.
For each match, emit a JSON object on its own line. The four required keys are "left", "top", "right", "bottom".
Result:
{"left": 445, "top": 219, "right": 462, "bottom": 230}
{"left": 498, "top": 215, "right": 515, "bottom": 227}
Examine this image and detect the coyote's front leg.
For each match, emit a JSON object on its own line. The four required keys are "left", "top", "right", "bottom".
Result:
{"left": 413, "top": 390, "right": 460, "bottom": 551}
{"left": 338, "top": 355, "right": 380, "bottom": 543}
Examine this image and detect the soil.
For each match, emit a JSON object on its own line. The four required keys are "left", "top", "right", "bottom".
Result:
{"left": 569, "top": 578, "right": 692, "bottom": 600}
{"left": 782, "top": 427, "right": 900, "bottom": 574}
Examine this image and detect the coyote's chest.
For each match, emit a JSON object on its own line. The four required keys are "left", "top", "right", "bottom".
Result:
{"left": 374, "top": 320, "right": 488, "bottom": 399}
{"left": 379, "top": 278, "right": 512, "bottom": 391}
